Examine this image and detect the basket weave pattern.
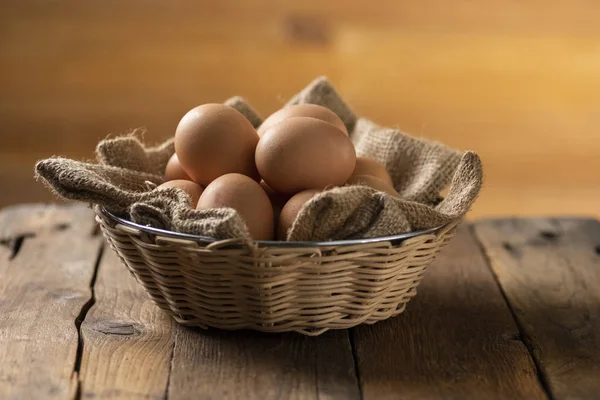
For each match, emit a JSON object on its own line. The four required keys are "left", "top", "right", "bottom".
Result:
{"left": 96, "top": 209, "right": 458, "bottom": 336}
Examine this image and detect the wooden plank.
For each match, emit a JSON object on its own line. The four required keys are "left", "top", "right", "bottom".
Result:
{"left": 473, "top": 218, "right": 600, "bottom": 400}
{"left": 0, "top": 204, "right": 101, "bottom": 400}
{"left": 167, "top": 328, "right": 360, "bottom": 400}
{"left": 351, "top": 225, "right": 548, "bottom": 400}
{"left": 78, "top": 242, "right": 175, "bottom": 399}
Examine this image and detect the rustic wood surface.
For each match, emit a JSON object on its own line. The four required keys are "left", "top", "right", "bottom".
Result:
{"left": 78, "top": 248, "right": 175, "bottom": 399}
{"left": 474, "top": 218, "right": 600, "bottom": 400}
{"left": 168, "top": 328, "right": 359, "bottom": 400}
{"left": 0, "top": 204, "right": 102, "bottom": 400}
{"left": 351, "top": 225, "right": 547, "bottom": 400}
{"left": 1, "top": 204, "right": 599, "bottom": 399}
{"left": 1, "top": 1, "right": 600, "bottom": 218}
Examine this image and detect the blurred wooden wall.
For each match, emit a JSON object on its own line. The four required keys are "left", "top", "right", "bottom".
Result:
{"left": 1, "top": 0, "right": 599, "bottom": 217}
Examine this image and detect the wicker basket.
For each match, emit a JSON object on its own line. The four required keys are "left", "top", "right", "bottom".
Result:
{"left": 95, "top": 206, "right": 458, "bottom": 336}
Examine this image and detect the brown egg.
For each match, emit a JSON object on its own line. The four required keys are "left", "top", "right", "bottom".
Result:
{"left": 277, "top": 189, "right": 321, "bottom": 240}
{"left": 157, "top": 180, "right": 204, "bottom": 207}
{"left": 353, "top": 157, "right": 393, "bottom": 186}
{"left": 197, "top": 173, "right": 274, "bottom": 240}
{"left": 164, "top": 153, "right": 192, "bottom": 181}
{"left": 346, "top": 175, "right": 400, "bottom": 197}
{"left": 257, "top": 104, "right": 348, "bottom": 136}
{"left": 174, "top": 104, "right": 259, "bottom": 186}
{"left": 256, "top": 117, "right": 356, "bottom": 194}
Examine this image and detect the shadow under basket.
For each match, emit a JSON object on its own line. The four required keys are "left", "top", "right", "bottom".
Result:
{"left": 95, "top": 206, "right": 459, "bottom": 336}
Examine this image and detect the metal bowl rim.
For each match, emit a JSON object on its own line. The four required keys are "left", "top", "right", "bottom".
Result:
{"left": 99, "top": 207, "right": 444, "bottom": 248}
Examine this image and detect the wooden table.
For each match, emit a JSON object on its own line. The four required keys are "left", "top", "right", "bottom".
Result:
{"left": 1, "top": 204, "right": 599, "bottom": 399}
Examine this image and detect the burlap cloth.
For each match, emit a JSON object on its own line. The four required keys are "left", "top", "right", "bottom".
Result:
{"left": 35, "top": 77, "right": 483, "bottom": 242}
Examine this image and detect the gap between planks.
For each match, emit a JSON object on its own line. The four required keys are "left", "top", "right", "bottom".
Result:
{"left": 70, "top": 243, "right": 105, "bottom": 400}
{"left": 0, "top": 204, "right": 104, "bottom": 400}
{"left": 469, "top": 224, "right": 555, "bottom": 400}
{"left": 472, "top": 218, "right": 600, "bottom": 400}
{"left": 348, "top": 329, "right": 364, "bottom": 400}
{"left": 163, "top": 328, "right": 177, "bottom": 400}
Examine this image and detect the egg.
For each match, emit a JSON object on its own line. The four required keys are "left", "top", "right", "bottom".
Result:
{"left": 157, "top": 180, "right": 204, "bottom": 207}
{"left": 256, "top": 117, "right": 356, "bottom": 194}
{"left": 346, "top": 175, "right": 400, "bottom": 197}
{"left": 277, "top": 189, "right": 321, "bottom": 240}
{"left": 257, "top": 104, "right": 348, "bottom": 136}
{"left": 164, "top": 153, "right": 192, "bottom": 181}
{"left": 175, "top": 104, "right": 260, "bottom": 186}
{"left": 353, "top": 157, "right": 393, "bottom": 186}
{"left": 197, "top": 173, "right": 274, "bottom": 240}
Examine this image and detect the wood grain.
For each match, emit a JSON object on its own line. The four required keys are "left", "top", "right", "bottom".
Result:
{"left": 167, "top": 328, "right": 360, "bottom": 400}
{"left": 1, "top": 205, "right": 597, "bottom": 398}
{"left": 350, "top": 225, "right": 548, "bottom": 400}
{"left": 1, "top": 1, "right": 599, "bottom": 217}
{"left": 0, "top": 204, "right": 101, "bottom": 400}
{"left": 78, "top": 245, "right": 175, "bottom": 399}
{"left": 473, "top": 218, "right": 600, "bottom": 400}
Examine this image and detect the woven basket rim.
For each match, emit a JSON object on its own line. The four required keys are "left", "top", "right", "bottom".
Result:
{"left": 98, "top": 207, "right": 445, "bottom": 248}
